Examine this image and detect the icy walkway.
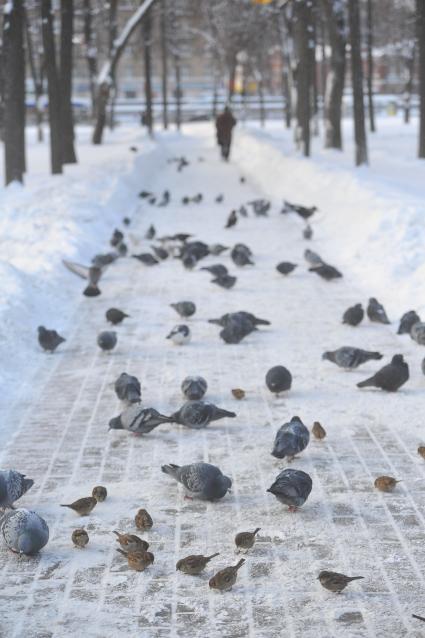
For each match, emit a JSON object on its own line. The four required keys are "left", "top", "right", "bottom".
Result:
{"left": 1, "top": 128, "right": 425, "bottom": 638}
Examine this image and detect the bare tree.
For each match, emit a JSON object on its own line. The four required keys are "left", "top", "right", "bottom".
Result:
{"left": 25, "top": 7, "right": 44, "bottom": 143}
{"left": 348, "top": 0, "right": 368, "bottom": 165}
{"left": 322, "top": 0, "right": 346, "bottom": 149}
{"left": 160, "top": 0, "right": 168, "bottom": 129}
{"left": 293, "top": 0, "right": 314, "bottom": 156}
{"left": 60, "top": 0, "right": 77, "bottom": 163}
{"left": 366, "top": 0, "right": 376, "bottom": 132}
{"left": 83, "top": 0, "right": 98, "bottom": 118}
{"left": 417, "top": 0, "right": 425, "bottom": 158}
{"left": 142, "top": 5, "right": 154, "bottom": 136}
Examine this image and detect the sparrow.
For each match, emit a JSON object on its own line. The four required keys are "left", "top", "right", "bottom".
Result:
{"left": 212, "top": 274, "right": 237, "bottom": 289}
{"left": 267, "top": 468, "right": 312, "bottom": 511}
{"left": 312, "top": 422, "right": 326, "bottom": 439}
{"left": 209, "top": 558, "right": 245, "bottom": 591}
{"left": 322, "top": 347, "right": 383, "bottom": 370}
{"left": 135, "top": 508, "right": 153, "bottom": 530}
{"left": 113, "top": 531, "right": 149, "bottom": 553}
{"left": 167, "top": 324, "right": 191, "bottom": 345}
{"left": 72, "top": 528, "right": 89, "bottom": 548}
{"left": 114, "top": 372, "right": 141, "bottom": 404}
{"left": 418, "top": 446, "right": 425, "bottom": 459}
{"left": 38, "top": 326, "right": 66, "bottom": 353}
{"left": 181, "top": 376, "right": 208, "bottom": 401}
{"left": 0, "top": 470, "right": 34, "bottom": 509}
{"left": 234, "top": 528, "right": 260, "bottom": 552}
{"left": 117, "top": 548, "right": 154, "bottom": 572}
{"left": 176, "top": 552, "right": 220, "bottom": 575}
{"left": 367, "top": 297, "right": 390, "bottom": 324}
{"left": 97, "top": 331, "right": 117, "bottom": 352}
{"left": 232, "top": 388, "right": 245, "bottom": 400}
{"left": 106, "top": 308, "right": 129, "bottom": 325}
{"left": 397, "top": 310, "right": 420, "bottom": 335}
{"left": 374, "top": 476, "right": 401, "bottom": 492}
{"left": 171, "top": 401, "right": 236, "bottom": 429}
{"left": 60, "top": 497, "right": 97, "bottom": 516}
{"left": 92, "top": 486, "right": 107, "bottom": 502}
{"left": 225, "top": 210, "right": 238, "bottom": 228}
{"left": 357, "top": 354, "right": 409, "bottom": 392}
{"left": 276, "top": 262, "right": 297, "bottom": 276}
{"left": 265, "top": 365, "right": 292, "bottom": 395}
{"left": 161, "top": 462, "right": 232, "bottom": 500}
{"left": 318, "top": 570, "right": 364, "bottom": 593}
{"left": 132, "top": 253, "right": 159, "bottom": 266}
{"left": 1, "top": 508, "right": 49, "bottom": 555}
{"left": 309, "top": 263, "right": 342, "bottom": 280}
{"left": 342, "top": 303, "right": 364, "bottom": 326}
{"left": 272, "top": 416, "right": 310, "bottom": 461}
{"left": 109, "top": 405, "right": 173, "bottom": 435}
{"left": 170, "top": 301, "right": 196, "bottom": 318}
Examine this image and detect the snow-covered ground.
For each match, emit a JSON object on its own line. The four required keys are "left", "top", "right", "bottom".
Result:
{"left": 1, "top": 118, "right": 425, "bottom": 637}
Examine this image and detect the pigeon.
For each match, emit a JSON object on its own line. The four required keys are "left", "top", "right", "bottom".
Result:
{"left": 38, "top": 326, "right": 65, "bottom": 353}
{"left": 265, "top": 365, "right": 292, "bottom": 395}
{"left": 167, "top": 233, "right": 192, "bottom": 243}
{"left": 167, "top": 324, "right": 191, "bottom": 345}
{"left": 225, "top": 210, "right": 238, "bottom": 228}
{"left": 1, "top": 508, "right": 49, "bottom": 555}
{"left": 92, "top": 486, "right": 107, "bottom": 502}
{"left": 177, "top": 553, "right": 220, "bottom": 575}
{"left": 235, "top": 528, "right": 260, "bottom": 553}
{"left": 110, "top": 229, "right": 124, "bottom": 247}
{"left": 61, "top": 497, "right": 97, "bottom": 516}
{"left": 109, "top": 405, "right": 173, "bottom": 434}
{"left": 91, "top": 252, "right": 118, "bottom": 267}
{"left": 219, "top": 317, "right": 257, "bottom": 344}
{"left": 181, "top": 241, "right": 209, "bottom": 261}
{"left": 139, "top": 190, "right": 153, "bottom": 199}
{"left": 117, "top": 242, "right": 127, "bottom": 256}
{"left": 342, "top": 303, "right": 364, "bottom": 326}
{"left": 304, "top": 248, "right": 323, "bottom": 267}
{"left": 240, "top": 176, "right": 246, "bottom": 183}
{"left": 72, "top": 528, "right": 89, "bottom": 548}
{"left": 282, "top": 200, "right": 317, "bottom": 220}
{"left": 209, "top": 243, "right": 229, "bottom": 255}
{"left": 272, "top": 416, "right": 310, "bottom": 460}
{"left": 397, "top": 310, "right": 420, "bottom": 335}
{"left": 113, "top": 531, "right": 149, "bottom": 553}
{"left": 231, "top": 245, "right": 254, "bottom": 267}
{"left": 117, "top": 548, "right": 154, "bottom": 572}
{"left": 367, "top": 298, "right": 390, "bottom": 324}
{"left": 309, "top": 264, "right": 342, "bottom": 280}
{"left": 212, "top": 274, "right": 237, "bottom": 289}
{"left": 132, "top": 253, "right": 159, "bottom": 266}
{"left": 357, "top": 354, "right": 409, "bottom": 392}
{"left": 276, "top": 262, "right": 297, "bottom": 276}
{"left": 182, "top": 253, "right": 198, "bottom": 269}
{"left": 171, "top": 401, "right": 236, "bottom": 429}
{"left": 122, "top": 217, "right": 131, "bottom": 226}
{"left": 215, "top": 194, "right": 224, "bottom": 203}
{"left": 145, "top": 225, "right": 156, "bottom": 239}
{"left": 322, "top": 347, "right": 383, "bottom": 370}
{"left": 303, "top": 224, "right": 313, "bottom": 240}
{"left": 209, "top": 559, "right": 245, "bottom": 591}
{"left": 201, "top": 264, "right": 228, "bottom": 277}
{"left": 374, "top": 476, "right": 400, "bottom": 492}
{"left": 238, "top": 205, "right": 249, "bottom": 217}
{"left": 209, "top": 311, "right": 270, "bottom": 328}
{"left": 106, "top": 308, "right": 129, "bottom": 325}
{"left": 158, "top": 190, "right": 170, "bottom": 207}
{"left": 410, "top": 321, "right": 425, "bottom": 345}
{"left": 181, "top": 376, "right": 208, "bottom": 401}
{"left": 0, "top": 470, "right": 34, "bottom": 509}
{"left": 151, "top": 245, "right": 169, "bottom": 260}
{"left": 170, "top": 301, "right": 196, "bottom": 318}
{"left": 135, "top": 508, "right": 153, "bottom": 530}
{"left": 267, "top": 468, "right": 313, "bottom": 511}
{"left": 193, "top": 193, "right": 203, "bottom": 203}
{"left": 97, "top": 331, "right": 117, "bottom": 351}
{"left": 63, "top": 260, "right": 103, "bottom": 296}
{"left": 114, "top": 373, "right": 141, "bottom": 404}
{"left": 318, "top": 571, "right": 364, "bottom": 594}
{"left": 161, "top": 462, "right": 232, "bottom": 500}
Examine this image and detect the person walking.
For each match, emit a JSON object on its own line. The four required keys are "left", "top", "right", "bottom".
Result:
{"left": 215, "top": 106, "right": 237, "bottom": 161}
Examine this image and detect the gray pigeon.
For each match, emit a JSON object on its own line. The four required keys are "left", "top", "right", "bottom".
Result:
{"left": 357, "top": 354, "right": 409, "bottom": 392}
{"left": 171, "top": 401, "right": 236, "bottom": 429}
{"left": 38, "top": 326, "right": 66, "bottom": 353}
{"left": 161, "top": 462, "right": 231, "bottom": 500}
{"left": 132, "top": 253, "right": 159, "bottom": 266}
{"left": 97, "top": 331, "right": 117, "bottom": 351}
{"left": 231, "top": 245, "right": 254, "bottom": 267}
{"left": 410, "top": 321, "right": 425, "bottom": 345}
{"left": 265, "top": 366, "right": 292, "bottom": 395}
{"left": 63, "top": 259, "right": 103, "bottom": 296}
{"left": 276, "top": 262, "right": 297, "bottom": 276}
{"left": 272, "top": 416, "right": 310, "bottom": 460}
{"left": 91, "top": 252, "right": 118, "bottom": 267}
{"left": 322, "top": 347, "right": 383, "bottom": 369}
{"left": 219, "top": 316, "right": 257, "bottom": 344}
{"left": 342, "top": 303, "right": 364, "bottom": 326}
{"left": 304, "top": 249, "right": 323, "bottom": 267}
{"left": 171, "top": 301, "right": 196, "bottom": 318}
{"left": 181, "top": 376, "right": 208, "bottom": 401}
{"left": 303, "top": 224, "right": 313, "bottom": 240}
{"left": 106, "top": 308, "right": 129, "bottom": 325}
{"left": 367, "top": 298, "right": 390, "bottom": 324}
{"left": 151, "top": 245, "right": 169, "bottom": 261}
{"left": 109, "top": 405, "right": 173, "bottom": 434}
{"left": 397, "top": 310, "right": 420, "bottom": 335}
{"left": 267, "top": 468, "right": 313, "bottom": 511}
{"left": 209, "top": 243, "right": 229, "bottom": 255}
{"left": 114, "top": 373, "right": 141, "bottom": 404}
{"left": 212, "top": 274, "right": 237, "bottom": 289}
{"left": 167, "top": 324, "right": 191, "bottom": 345}
{"left": 0, "top": 470, "right": 34, "bottom": 509}
{"left": 209, "top": 311, "right": 270, "bottom": 328}
{"left": 309, "top": 263, "right": 342, "bottom": 280}
{"left": 201, "top": 264, "right": 228, "bottom": 277}
{"left": 1, "top": 508, "right": 49, "bottom": 555}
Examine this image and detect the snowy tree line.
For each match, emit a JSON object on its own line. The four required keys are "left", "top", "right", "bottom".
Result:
{"left": 1, "top": 0, "right": 425, "bottom": 184}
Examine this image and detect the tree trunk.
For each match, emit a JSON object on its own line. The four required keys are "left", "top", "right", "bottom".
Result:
{"left": 3, "top": 0, "right": 26, "bottom": 185}
{"left": 0, "top": 38, "right": 4, "bottom": 142}
{"left": 143, "top": 6, "right": 153, "bottom": 136}
{"left": 24, "top": 8, "right": 44, "bottom": 143}
{"left": 41, "top": 0, "right": 62, "bottom": 174}
{"left": 175, "top": 55, "right": 182, "bottom": 130}
{"left": 60, "top": 0, "right": 77, "bottom": 164}
{"left": 160, "top": 0, "right": 168, "bottom": 129}
{"left": 258, "top": 73, "right": 266, "bottom": 127}
{"left": 83, "top": 0, "right": 98, "bottom": 119}
{"left": 322, "top": 0, "right": 346, "bottom": 149}
{"left": 417, "top": 0, "right": 425, "bottom": 158}
{"left": 294, "top": 0, "right": 313, "bottom": 156}
{"left": 276, "top": 11, "right": 291, "bottom": 128}
{"left": 107, "top": 0, "right": 119, "bottom": 130}
{"left": 366, "top": 0, "right": 376, "bottom": 132}
{"left": 348, "top": 0, "right": 368, "bottom": 165}
{"left": 403, "top": 45, "right": 415, "bottom": 124}
{"left": 228, "top": 55, "right": 237, "bottom": 102}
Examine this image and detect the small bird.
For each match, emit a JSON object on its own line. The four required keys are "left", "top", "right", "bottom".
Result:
{"left": 38, "top": 326, "right": 66, "bottom": 353}
{"left": 312, "top": 421, "right": 326, "bottom": 439}
{"left": 231, "top": 245, "right": 254, "bottom": 267}
{"left": 139, "top": 191, "right": 153, "bottom": 199}
{"left": 418, "top": 445, "right": 425, "bottom": 460}
{"left": 132, "top": 253, "right": 159, "bottom": 266}
{"left": 0, "top": 470, "right": 34, "bottom": 509}
{"left": 374, "top": 476, "right": 401, "bottom": 492}
{"left": 265, "top": 365, "right": 292, "bottom": 395}
{"left": 117, "top": 548, "right": 154, "bottom": 572}
{"left": 238, "top": 205, "right": 248, "bottom": 217}
{"left": 114, "top": 372, "right": 141, "bottom": 404}
{"left": 225, "top": 210, "right": 238, "bottom": 228}
{"left": 171, "top": 401, "right": 236, "bottom": 429}
{"left": 167, "top": 324, "right": 191, "bottom": 345}
{"left": 176, "top": 552, "right": 220, "bottom": 575}
{"left": 410, "top": 321, "right": 425, "bottom": 345}
{"left": 215, "top": 194, "right": 224, "bottom": 203}
{"left": 158, "top": 190, "right": 170, "bottom": 207}
{"left": 110, "top": 228, "right": 124, "bottom": 247}
{"left": 209, "top": 558, "right": 245, "bottom": 591}
{"left": 97, "top": 331, "right": 117, "bottom": 352}
{"left": 232, "top": 388, "right": 245, "bottom": 400}
{"left": 272, "top": 416, "right": 310, "bottom": 461}
{"left": 318, "top": 570, "right": 364, "bottom": 594}
{"left": 235, "top": 528, "right": 260, "bottom": 553}
{"left": 63, "top": 259, "right": 103, "bottom": 296}
{"left": 92, "top": 486, "right": 107, "bottom": 502}
{"left": 303, "top": 224, "right": 313, "bottom": 240}
{"left": 72, "top": 528, "right": 89, "bottom": 548}
{"left": 240, "top": 176, "right": 246, "bottom": 183}
{"left": 1, "top": 508, "right": 49, "bottom": 555}
{"left": 397, "top": 310, "right": 420, "bottom": 335}
{"left": 322, "top": 347, "right": 383, "bottom": 370}
{"left": 60, "top": 497, "right": 97, "bottom": 516}
{"left": 304, "top": 248, "right": 323, "bottom": 267}
{"left": 367, "top": 298, "right": 390, "bottom": 324}
{"left": 201, "top": 264, "right": 228, "bottom": 277}
{"left": 282, "top": 200, "right": 317, "bottom": 220}
{"left": 161, "top": 462, "right": 231, "bottom": 500}
{"left": 151, "top": 245, "right": 169, "bottom": 261}
{"left": 209, "top": 244, "right": 229, "bottom": 255}
{"left": 342, "top": 303, "right": 364, "bottom": 326}
{"left": 170, "top": 301, "right": 196, "bottom": 318}
{"left": 276, "top": 262, "right": 297, "bottom": 276}
{"left": 181, "top": 376, "right": 208, "bottom": 401}
{"left": 309, "top": 263, "right": 342, "bottom": 280}
{"left": 122, "top": 217, "right": 131, "bottom": 225}
{"left": 135, "top": 508, "right": 153, "bottom": 530}
{"left": 106, "top": 308, "right": 129, "bottom": 325}
{"left": 113, "top": 531, "right": 149, "bottom": 553}
{"left": 267, "top": 468, "right": 312, "bottom": 511}
{"left": 212, "top": 274, "right": 237, "bottom": 289}
{"left": 357, "top": 354, "right": 409, "bottom": 392}
{"left": 145, "top": 224, "right": 156, "bottom": 239}
{"left": 109, "top": 405, "right": 173, "bottom": 435}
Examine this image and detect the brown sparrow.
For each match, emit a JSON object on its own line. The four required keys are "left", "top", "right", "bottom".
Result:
{"left": 312, "top": 421, "right": 326, "bottom": 439}
{"left": 176, "top": 552, "right": 219, "bottom": 575}
{"left": 318, "top": 570, "right": 364, "bottom": 593}
{"left": 72, "top": 528, "right": 89, "bottom": 548}
{"left": 135, "top": 508, "right": 153, "bottom": 530}
{"left": 417, "top": 446, "right": 425, "bottom": 460}
{"left": 92, "top": 486, "right": 107, "bottom": 502}
{"left": 61, "top": 496, "right": 97, "bottom": 516}
{"left": 235, "top": 528, "right": 260, "bottom": 552}
{"left": 209, "top": 558, "right": 245, "bottom": 592}
{"left": 113, "top": 531, "right": 149, "bottom": 553}
{"left": 117, "top": 548, "right": 154, "bottom": 572}
{"left": 231, "top": 388, "right": 245, "bottom": 400}
{"left": 374, "top": 476, "right": 401, "bottom": 492}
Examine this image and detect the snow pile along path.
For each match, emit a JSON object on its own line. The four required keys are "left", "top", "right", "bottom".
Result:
{"left": 1, "top": 126, "right": 425, "bottom": 637}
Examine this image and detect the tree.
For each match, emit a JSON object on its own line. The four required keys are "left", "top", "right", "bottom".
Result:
{"left": 83, "top": 0, "right": 98, "bottom": 118}
{"left": 348, "top": 0, "right": 368, "bottom": 165}
{"left": 142, "top": 5, "right": 154, "bottom": 136}
{"left": 417, "top": 0, "right": 425, "bottom": 158}
{"left": 41, "top": 0, "right": 62, "bottom": 174}
{"left": 24, "top": 7, "right": 44, "bottom": 143}
{"left": 60, "top": 0, "right": 77, "bottom": 163}
{"left": 366, "top": 0, "right": 376, "bottom": 132}
{"left": 160, "top": 0, "right": 168, "bottom": 129}
{"left": 3, "top": 0, "right": 26, "bottom": 185}
{"left": 321, "top": 0, "right": 346, "bottom": 149}
{"left": 293, "top": 0, "right": 314, "bottom": 156}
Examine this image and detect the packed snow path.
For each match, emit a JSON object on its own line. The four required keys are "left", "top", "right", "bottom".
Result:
{"left": 1, "top": 128, "right": 425, "bottom": 638}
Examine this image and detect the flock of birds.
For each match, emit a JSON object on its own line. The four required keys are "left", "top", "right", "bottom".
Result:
{"left": 2, "top": 150, "right": 425, "bottom": 617}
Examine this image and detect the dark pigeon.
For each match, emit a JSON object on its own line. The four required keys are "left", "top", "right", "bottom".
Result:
{"left": 357, "top": 354, "right": 409, "bottom": 392}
